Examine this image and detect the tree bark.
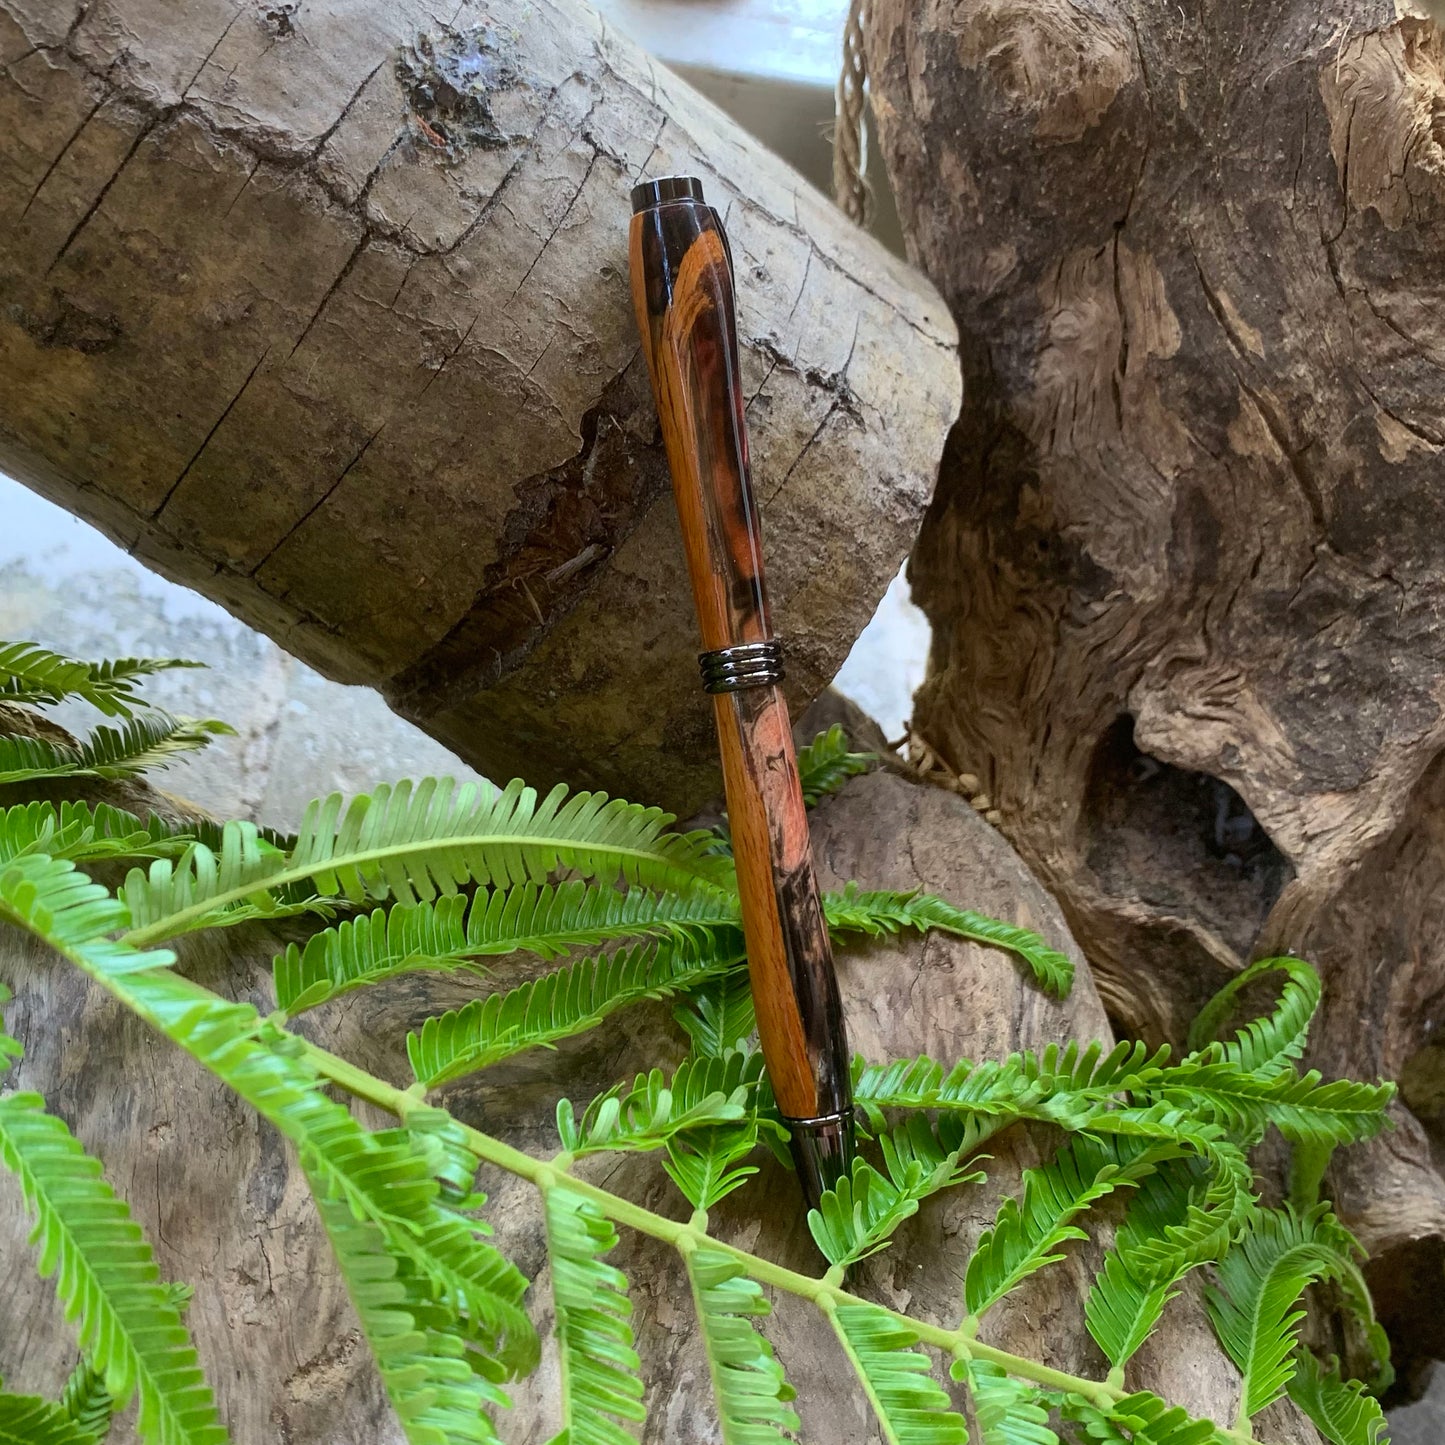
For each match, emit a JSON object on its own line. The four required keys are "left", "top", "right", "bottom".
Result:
{"left": 0, "top": 717, "right": 1322, "bottom": 1442}
{"left": 865, "top": 0, "right": 1445, "bottom": 1378}
{"left": 0, "top": 0, "right": 959, "bottom": 813}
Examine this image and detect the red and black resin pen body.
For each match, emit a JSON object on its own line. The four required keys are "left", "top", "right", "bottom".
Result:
{"left": 628, "top": 175, "right": 855, "bottom": 1211}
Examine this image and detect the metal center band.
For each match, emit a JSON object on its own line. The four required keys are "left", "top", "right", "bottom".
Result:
{"left": 699, "top": 640, "right": 784, "bottom": 694}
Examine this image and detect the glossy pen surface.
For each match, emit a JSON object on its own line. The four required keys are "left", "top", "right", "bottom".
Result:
{"left": 629, "top": 176, "right": 853, "bottom": 1205}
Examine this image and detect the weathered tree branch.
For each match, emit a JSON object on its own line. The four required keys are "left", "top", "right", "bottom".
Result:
{"left": 0, "top": 0, "right": 959, "bottom": 810}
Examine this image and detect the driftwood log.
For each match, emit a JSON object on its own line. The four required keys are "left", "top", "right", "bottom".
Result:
{"left": 864, "top": 0, "right": 1445, "bottom": 1382}
{"left": 0, "top": 0, "right": 958, "bottom": 813}
{"left": 0, "top": 706, "right": 1325, "bottom": 1442}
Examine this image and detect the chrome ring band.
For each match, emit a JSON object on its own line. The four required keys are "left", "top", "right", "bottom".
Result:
{"left": 699, "top": 640, "right": 784, "bottom": 694}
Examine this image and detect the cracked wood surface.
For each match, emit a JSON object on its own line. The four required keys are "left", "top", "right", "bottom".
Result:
{"left": 865, "top": 0, "right": 1445, "bottom": 1377}
{"left": 0, "top": 727, "right": 1321, "bottom": 1442}
{"left": 0, "top": 0, "right": 958, "bottom": 813}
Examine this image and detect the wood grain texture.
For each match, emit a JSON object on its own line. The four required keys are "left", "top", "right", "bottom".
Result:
{"left": 630, "top": 189, "right": 849, "bottom": 1126}
{"left": 864, "top": 0, "right": 1445, "bottom": 1377}
{"left": 0, "top": 0, "right": 959, "bottom": 814}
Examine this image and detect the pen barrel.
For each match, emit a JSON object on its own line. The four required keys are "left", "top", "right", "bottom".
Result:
{"left": 629, "top": 180, "right": 853, "bottom": 1181}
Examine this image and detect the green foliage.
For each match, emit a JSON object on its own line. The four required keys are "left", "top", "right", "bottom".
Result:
{"left": 830, "top": 1302, "right": 967, "bottom": 1445}
{"left": 0, "top": 1080, "right": 224, "bottom": 1445}
{"left": 59, "top": 1357, "right": 115, "bottom": 1443}
{"left": 1085, "top": 1159, "right": 1210, "bottom": 1371}
{"left": 795, "top": 724, "right": 874, "bottom": 805}
{"left": 0, "top": 714, "right": 232, "bottom": 785}
{"left": 824, "top": 883, "right": 1074, "bottom": 997}
{"left": 810, "top": 1113, "right": 989, "bottom": 1267}
{"left": 1204, "top": 1204, "right": 1360, "bottom": 1422}
{"left": 0, "top": 655, "right": 1399, "bottom": 1445}
{"left": 965, "top": 1136, "right": 1179, "bottom": 1319}
{"left": 0, "top": 1391, "right": 103, "bottom": 1445}
{"left": 684, "top": 1245, "right": 798, "bottom": 1444}
{"left": 408, "top": 936, "right": 745, "bottom": 1087}
{"left": 955, "top": 1359, "right": 1059, "bottom": 1445}
{"left": 1286, "top": 1352, "right": 1388, "bottom": 1445}
{"left": 0, "top": 643, "right": 201, "bottom": 718}
{"left": 544, "top": 1186, "right": 645, "bottom": 1445}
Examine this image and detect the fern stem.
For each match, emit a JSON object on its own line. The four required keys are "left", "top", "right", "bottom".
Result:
{"left": 295, "top": 1034, "right": 1259, "bottom": 1439}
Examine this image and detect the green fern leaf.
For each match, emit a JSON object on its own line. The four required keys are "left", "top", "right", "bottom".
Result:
{"left": 854, "top": 1039, "right": 1165, "bottom": 1133}
{"left": 824, "top": 885, "right": 1073, "bottom": 997}
{"left": 277, "top": 883, "right": 739, "bottom": 1015}
{"left": 810, "top": 1113, "right": 990, "bottom": 1268}
{"left": 1148, "top": 1060, "right": 1393, "bottom": 1150}
{"left": 684, "top": 1245, "right": 798, "bottom": 1444}
{"left": 954, "top": 1359, "right": 1058, "bottom": 1445}
{"left": 0, "top": 801, "right": 198, "bottom": 867}
{"left": 0, "top": 643, "right": 202, "bottom": 718}
{"left": 1285, "top": 1352, "right": 1387, "bottom": 1445}
{"left": 123, "top": 778, "right": 735, "bottom": 946}
{"left": 1121, "top": 1138, "right": 1254, "bottom": 1282}
{"left": 1064, "top": 1390, "right": 1224, "bottom": 1444}
{"left": 544, "top": 1186, "right": 646, "bottom": 1445}
{"left": 5, "top": 863, "right": 541, "bottom": 1388}
{"left": 0, "top": 1392, "right": 103, "bottom": 1445}
{"left": 1204, "top": 1204, "right": 1358, "bottom": 1421}
{"left": 1187, "top": 956, "right": 1321, "bottom": 1073}
{"left": 557, "top": 1050, "right": 760, "bottom": 1158}
{"left": 408, "top": 937, "right": 745, "bottom": 1087}
{"left": 311, "top": 1182, "right": 508, "bottom": 1445}
{"left": 1084, "top": 1158, "right": 1211, "bottom": 1370}
{"left": 0, "top": 715, "right": 232, "bottom": 785}
{"left": 0, "top": 1091, "right": 226, "bottom": 1445}
{"left": 830, "top": 1301, "right": 966, "bottom": 1445}
{"left": 796, "top": 726, "right": 874, "bottom": 806}
{"left": 59, "top": 1358, "right": 113, "bottom": 1442}
{"left": 965, "top": 1136, "right": 1179, "bottom": 1318}
{"left": 675, "top": 972, "right": 757, "bottom": 1058}
{"left": 661, "top": 1122, "right": 765, "bottom": 1214}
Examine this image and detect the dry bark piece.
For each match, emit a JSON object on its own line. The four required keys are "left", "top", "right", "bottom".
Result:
{"left": 0, "top": 0, "right": 958, "bottom": 813}
{"left": 0, "top": 760, "right": 1323, "bottom": 1441}
{"left": 864, "top": 0, "right": 1445, "bottom": 1374}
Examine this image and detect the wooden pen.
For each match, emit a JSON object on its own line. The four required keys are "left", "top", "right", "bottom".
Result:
{"left": 628, "top": 175, "right": 855, "bottom": 1212}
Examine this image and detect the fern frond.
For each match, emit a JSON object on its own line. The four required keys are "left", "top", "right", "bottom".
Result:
{"left": 311, "top": 1183, "right": 508, "bottom": 1445}
{"left": 810, "top": 1113, "right": 990, "bottom": 1268}
{"left": 854, "top": 1040, "right": 1166, "bottom": 1137}
{"left": 1085, "top": 1158, "right": 1211, "bottom": 1370}
{"left": 0, "top": 715, "right": 232, "bottom": 785}
{"left": 1122, "top": 1139, "right": 1254, "bottom": 1282}
{"left": 954, "top": 1359, "right": 1058, "bottom": 1445}
{"left": 0, "top": 1090, "right": 225, "bottom": 1445}
{"left": 59, "top": 1359, "right": 113, "bottom": 1442}
{"left": 0, "top": 801, "right": 199, "bottom": 867}
{"left": 0, "top": 1392, "right": 103, "bottom": 1445}
{"left": 6, "top": 869, "right": 541, "bottom": 1391}
{"left": 123, "top": 778, "right": 735, "bottom": 945}
{"left": 557, "top": 1051, "right": 760, "bottom": 1158}
{"left": 675, "top": 971, "right": 757, "bottom": 1058}
{"left": 1064, "top": 1390, "right": 1225, "bottom": 1444}
{"left": 1285, "top": 1352, "right": 1387, "bottom": 1445}
{"left": 544, "top": 1186, "right": 646, "bottom": 1445}
{"left": 684, "top": 1245, "right": 798, "bottom": 1444}
{"left": 1203, "top": 1204, "right": 1358, "bottom": 1421}
{"left": 829, "top": 1301, "right": 966, "bottom": 1445}
{"left": 1150, "top": 1061, "right": 1393, "bottom": 1149}
{"left": 964, "top": 1135, "right": 1177, "bottom": 1318}
{"left": 1187, "top": 956, "right": 1321, "bottom": 1073}
{"left": 277, "top": 883, "right": 739, "bottom": 1015}
{"left": 408, "top": 937, "right": 745, "bottom": 1088}
{"left": 0, "top": 643, "right": 201, "bottom": 718}
{"left": 824, "top": 884, "right": 1073, "bottom": 997}
{"left": 796, "top": 726, "right": 874, "bottom": 806}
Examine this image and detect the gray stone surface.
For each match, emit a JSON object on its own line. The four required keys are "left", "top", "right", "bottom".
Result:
{"left": 1391, "top": 1368, "right": 1445, "bottom": 1445}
